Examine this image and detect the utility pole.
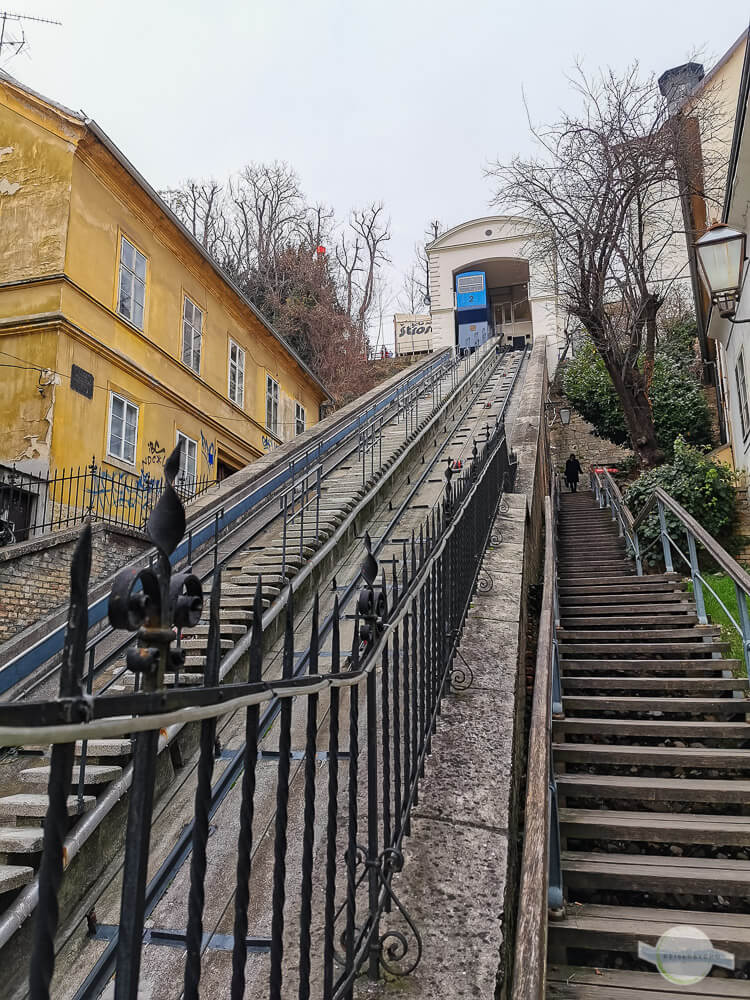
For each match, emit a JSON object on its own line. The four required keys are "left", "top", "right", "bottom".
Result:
{"left": 0, "top": 11, "right": 61, "bottom": 63}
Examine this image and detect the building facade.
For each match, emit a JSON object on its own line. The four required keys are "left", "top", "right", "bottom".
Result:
{"left": 425, "top": 216, "right": 561, "bottom": 372}
{"left": 703, "top": 33, "right": 750, "bottom": 486}
{"left": 0, "top": 69, "right": 330, "bottom": 502}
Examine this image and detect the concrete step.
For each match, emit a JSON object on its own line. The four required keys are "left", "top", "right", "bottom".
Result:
{"left": 0, "top": 827, "right": 44, "bottom": 853}
{"left": 0, "top": 794, "right": 96, "bottom": 819}
{"left": 20, "top": 764, "right": 122, "bottom": 786}
{"left": 0, "top": 865, "right": 34, "bottom": 894}
{"left": 75, "top": 739, "right": 133, "bottom": 757}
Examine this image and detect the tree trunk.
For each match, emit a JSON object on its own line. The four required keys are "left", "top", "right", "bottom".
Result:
{"left": 602, "top": 353, "right": 664, "bottom": 467}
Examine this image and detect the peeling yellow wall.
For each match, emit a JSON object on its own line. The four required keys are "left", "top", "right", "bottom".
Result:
{"left": 0, "top": 76, "right": 328, "bottom": 487}
{"left": 0, "top": 328, "right": 60, "bottom": 469}
{"left": 0, "top": 88, "right": 80, "bottom": 282}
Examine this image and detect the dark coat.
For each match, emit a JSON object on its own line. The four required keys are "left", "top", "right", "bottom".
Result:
{"left": 565, "top": 457, "right": 582, "bottom": 484}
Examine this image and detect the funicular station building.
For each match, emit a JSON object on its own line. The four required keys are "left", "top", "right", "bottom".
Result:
{"left": 426, "top": 215, "right": 561, "bottom": 372}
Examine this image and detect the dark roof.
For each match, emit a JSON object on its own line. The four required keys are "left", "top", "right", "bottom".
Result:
{"left": 0, "top": 68, "right": 333, "bottom": 402}
{"left": 724, "top": 26, "right": 750, "bottom": 220}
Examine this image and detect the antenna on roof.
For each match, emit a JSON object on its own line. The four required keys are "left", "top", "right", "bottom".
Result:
{"left": 0, "top": 10, "right": 61, "bottom": 64}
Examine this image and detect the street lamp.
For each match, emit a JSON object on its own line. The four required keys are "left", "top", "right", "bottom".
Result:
{"left": 695, "top": 223, "right": 747, "bottom": 319}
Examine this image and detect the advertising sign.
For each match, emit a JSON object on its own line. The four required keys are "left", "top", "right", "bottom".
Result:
{"left": 394, "top": 314, "right": 433, "bottom": 356}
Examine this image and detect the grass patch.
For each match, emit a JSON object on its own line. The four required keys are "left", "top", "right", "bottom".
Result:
{"left": 687, "top": 572, "right": 749, "bottom": 675}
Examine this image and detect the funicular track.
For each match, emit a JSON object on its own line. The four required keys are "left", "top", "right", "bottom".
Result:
{"left": 0, "top": 341, "right": 526, "bottom": 997}
{"left": 514, "top": 471, "right": 750, "bottom": 1000}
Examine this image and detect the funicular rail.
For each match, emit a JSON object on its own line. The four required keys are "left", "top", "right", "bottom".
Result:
{"left": 0, "top": 373, "right": 519, "bottom": 998}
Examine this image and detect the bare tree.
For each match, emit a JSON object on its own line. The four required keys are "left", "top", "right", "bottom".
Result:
{"left": 488, "top": 64, "right": 725, "bottom": 467}
{"left": 161, "top": 180, "right": 231, "bottom": 261}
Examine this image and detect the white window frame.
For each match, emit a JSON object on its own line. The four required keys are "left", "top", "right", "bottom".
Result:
{"left": 736, "top": 350, "right": 750, "bottom": 439}
{"left": 266, "top": 375, "right": 279, "bottom": 435}
{"left": 228, "top": 339, "right": 245, "bottom": 408}
{"left": 106, "top": 391, "right": 139, "bottom": 465}
{"left": 295, "top": 401, "right": 306, "bottom": 436}
{"left": 117, "top": 236, "right": 147, "bottom": 330}
{"left": 182, "top": 297, "right": 203, "bottom": 374}
{"left": 175, "top": 431, "right": 198, "bottom": 485}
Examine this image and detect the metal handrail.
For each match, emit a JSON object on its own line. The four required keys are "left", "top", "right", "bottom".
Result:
{"left": 592, "top": 472, "right": 750, "bottom": 675}
{"left": 590, "top": 466, "right": 643, "bottom": 574}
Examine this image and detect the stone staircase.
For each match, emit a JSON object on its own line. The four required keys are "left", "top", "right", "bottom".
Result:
{"left": 547, "top": 490, "right": 750, "bottom": 996}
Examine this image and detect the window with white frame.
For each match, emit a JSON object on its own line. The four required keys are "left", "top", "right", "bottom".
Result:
{"left": 736, "top": 351, "right": 750, "bottom": 438}
{"left": 117, "top": 236, "right": 147, "bottom": 330}
{"left": 266, "top": 375, "right": 279, "bottom": 434}
{"left": 107, "top": 392, "right": 139, "bottom": 465}
{"left": 228, "top": 340, "right": 245, "bottom": 408}
{"left": 295, "top": 401, "right": 305, "bottom": 436}
{"left": 175, "top": 431, "right": 198, "bottom": 484}
{"left": 182, "top": 297, "right": 203, "bottom": 373}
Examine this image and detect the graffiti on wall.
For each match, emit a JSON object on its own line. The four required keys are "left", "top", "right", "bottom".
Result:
{"left": 200, "top": 430, "right": 216, "bottom": 468}
{"left": 142, "top": 440, "right": 166, "bottom": 468}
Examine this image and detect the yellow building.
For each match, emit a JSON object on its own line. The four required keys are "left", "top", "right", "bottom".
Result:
{"left": 0, "top": 68, "right": 331, "bottom": 507}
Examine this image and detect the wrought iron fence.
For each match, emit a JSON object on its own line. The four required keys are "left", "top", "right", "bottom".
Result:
{"left": 0, "top": 460, "right": 216, "bottom": 543}
{"left": 0, "top": 417, "right": 516, "bottom": 998}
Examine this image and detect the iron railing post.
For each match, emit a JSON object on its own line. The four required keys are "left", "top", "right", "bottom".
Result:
{"left": 657, "top": 499, "right": 674, "bottom": 573}
{"left": 734, "top": 580, "right": 750, "bottom": 678}
{"left": 548, "top": 770, "right": 564, "bottom": 915}
{"left": 687, "top": 531, "right": 707, "bottom": 625}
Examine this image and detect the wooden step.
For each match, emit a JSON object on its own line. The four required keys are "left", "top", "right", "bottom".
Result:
{"left": 561, "top": 603, "right": 695, "bottom": 616}
{"left": 560, "top": 659, "right": 736, "bottom": 674}
{"left": 547, "top": 964, "right": 748, "bottom": 997}
{"left": 553, "top": 717, "right": 750, "bottom": 738}
{"left": 559, "top": 593, "right": 692, "bottom": 607}
{"left": 562, "top": 676, "right": 747, "bottom": 692}
{"left": 561, "top": 615, "right": 700, "bottom": 627}
{"left": 562, "top": 850, "right": 750, "bottom": 895}
{"left": 549, "top": 906, "right": 750, "bottom": 958}
{"left": 558, "top": 628, "right": 720, "bottom": 641}
{"left": 562, "top": 695, "right": 748, "bottom": 714}
{"left": 557, "top": 773, "right": 750, "bottom": 803}
{"left": 559, "top": 808, "right": 750, "bottom": 844}
{"left": 560, "top": 642, "right": 729, "bottom": 656}
{"left": 553, "top": 742, "right": 750, "bottom": 767}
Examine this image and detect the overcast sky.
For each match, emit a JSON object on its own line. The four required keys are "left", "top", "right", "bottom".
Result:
{"left": 4, "top": 1, "right": 749, "bottom": 324}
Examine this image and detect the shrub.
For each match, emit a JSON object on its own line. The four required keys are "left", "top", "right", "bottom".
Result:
{"left": 561, "top": 340, "right": 712, "bottom": 460}
{"left": 624, "top": 437, "right": 737, "bottom": 566}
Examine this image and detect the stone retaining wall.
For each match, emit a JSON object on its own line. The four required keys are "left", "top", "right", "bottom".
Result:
{"left": 0, "top": 525, "right": 148, "bottom": 643}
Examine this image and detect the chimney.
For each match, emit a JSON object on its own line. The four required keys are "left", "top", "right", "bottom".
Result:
{"left": 658, "top": 62, "right": 705, "bottom": 114}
